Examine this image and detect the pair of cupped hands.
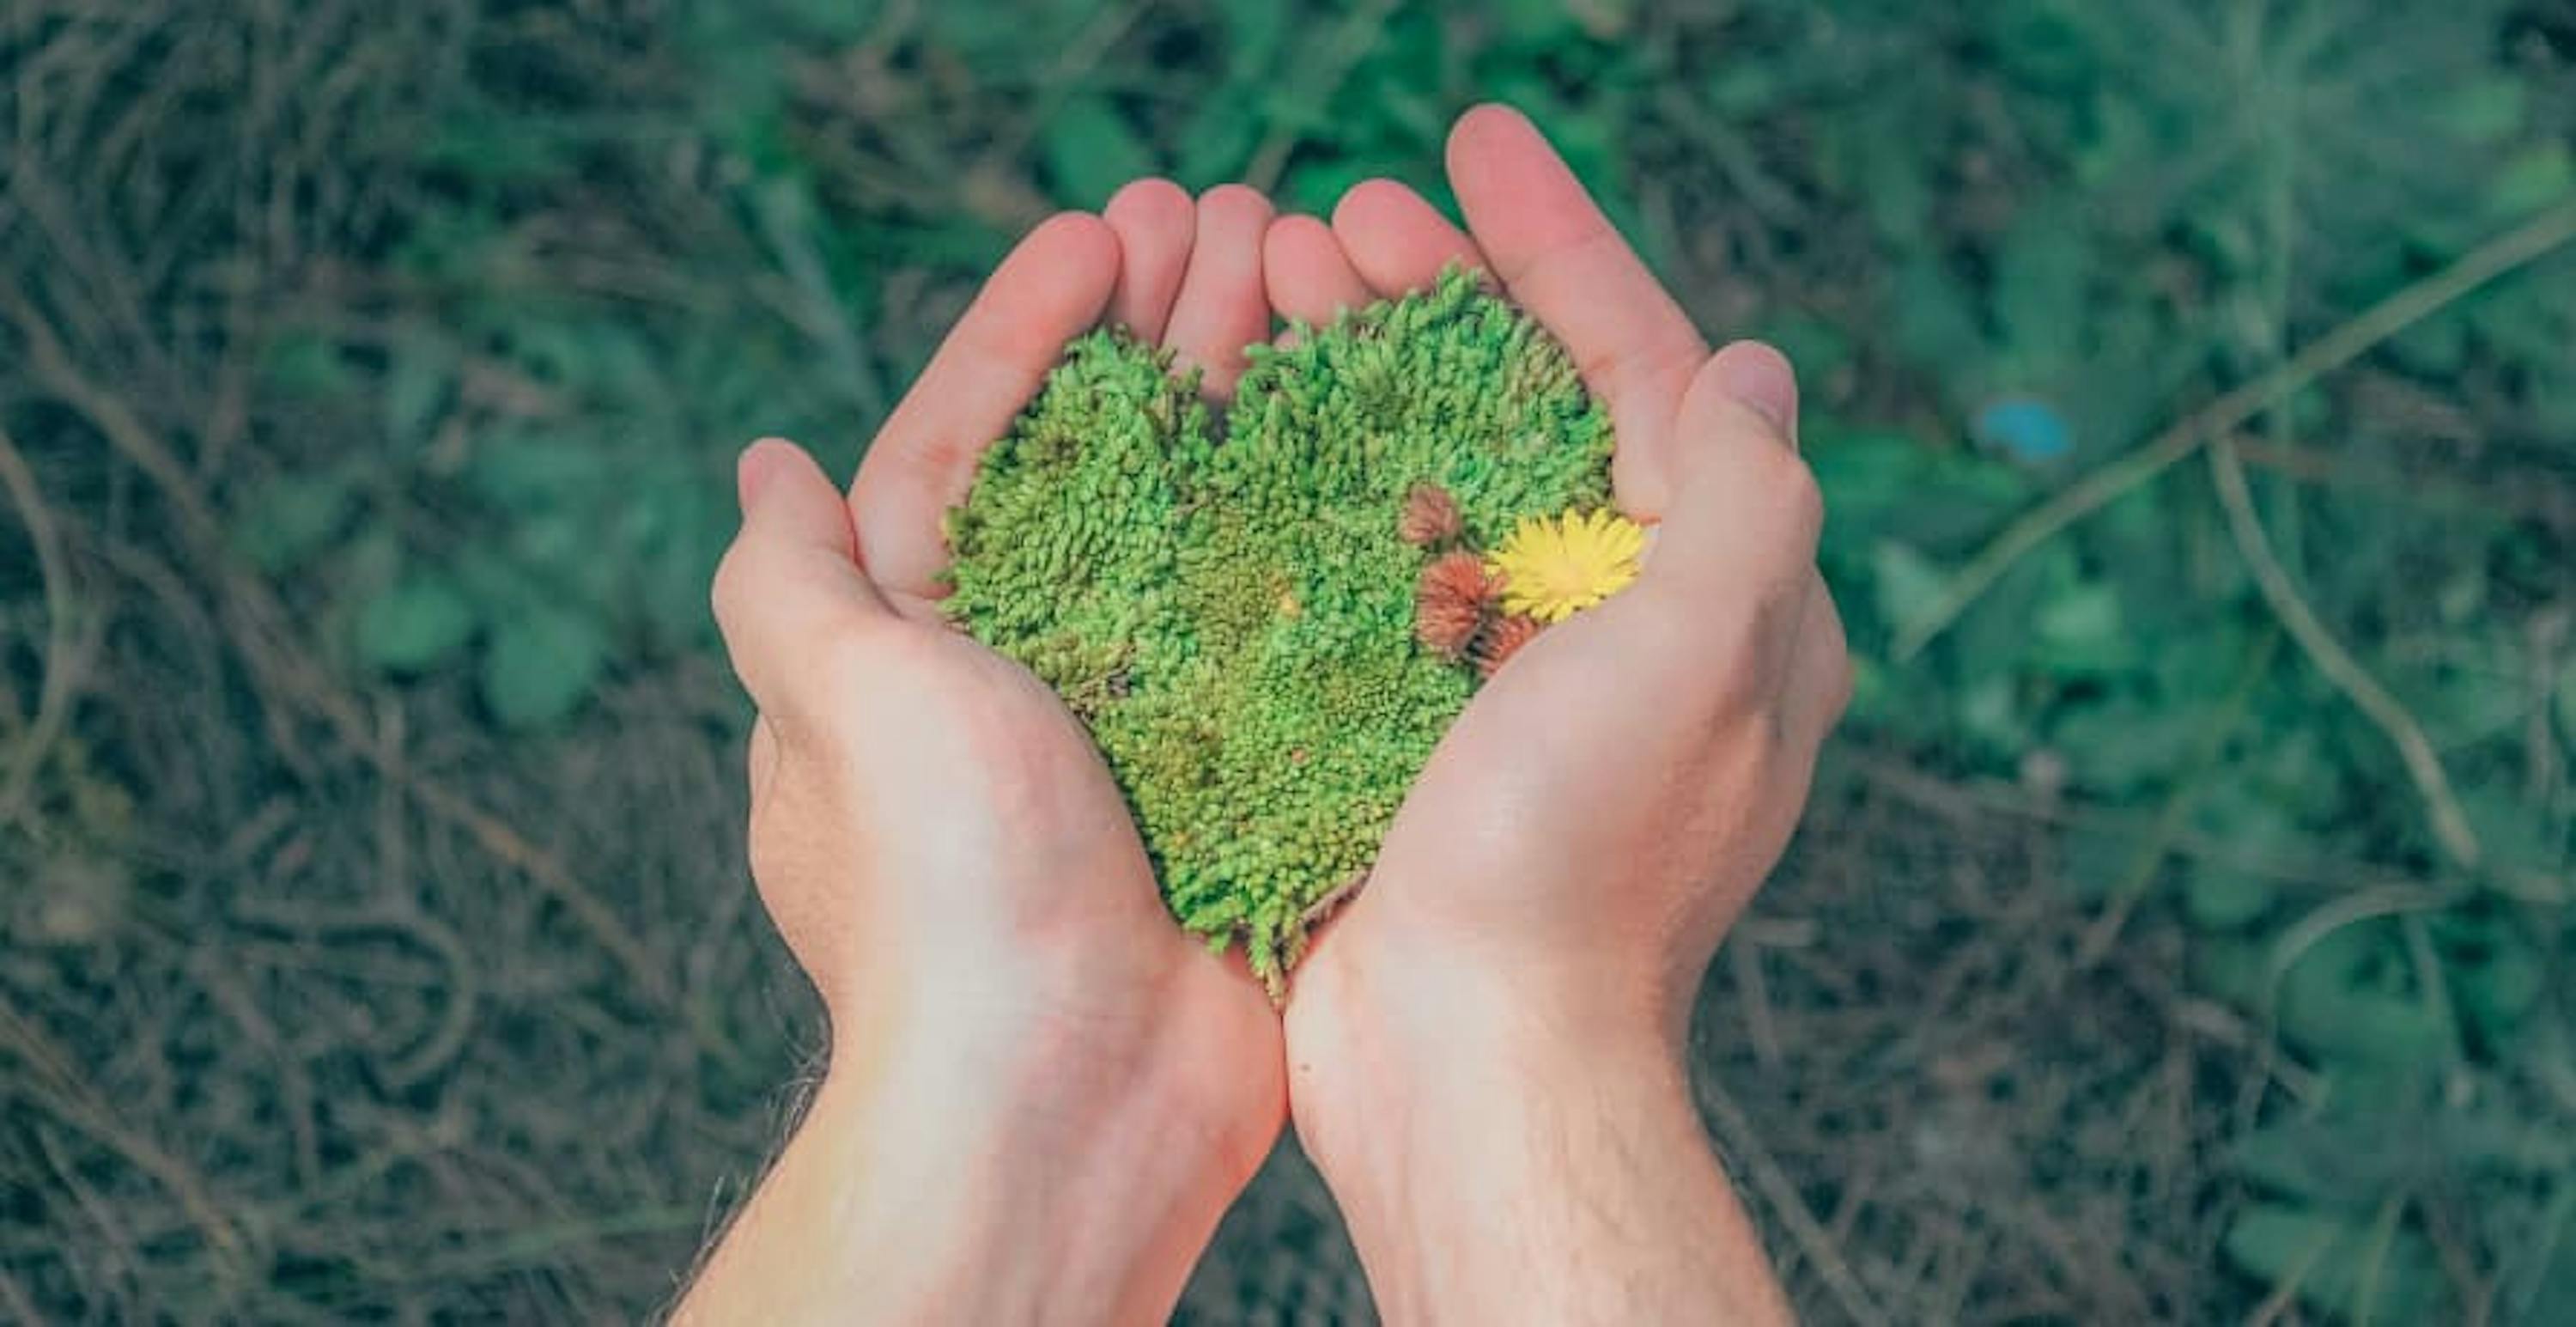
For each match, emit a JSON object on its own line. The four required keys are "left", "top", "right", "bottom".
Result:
{"left": 683, "top": 107, "right": 1848, "bottom": 1324}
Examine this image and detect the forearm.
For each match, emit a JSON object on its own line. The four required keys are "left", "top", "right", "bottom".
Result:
{"left": 1296, "top": 973, "right": 1791, "bottom": 1325}
{"left": 673, "top": 1029, "right": 1241, "bottom": 1325}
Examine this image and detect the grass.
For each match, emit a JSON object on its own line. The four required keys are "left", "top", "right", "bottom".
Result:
{"left": 4, "top": 1, "right": 2573, "bottom": 1321}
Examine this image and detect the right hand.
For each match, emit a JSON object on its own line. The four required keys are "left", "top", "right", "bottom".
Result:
{"left": 1271, "top": 101, "right": 1850, "bottom": 1234}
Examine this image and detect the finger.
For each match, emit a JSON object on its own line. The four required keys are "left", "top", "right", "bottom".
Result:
{"left": 715, "top": 439, "right": 893, "bottom": 719}
{"left": 1263, "top": 213, "right": 1373, "bottom": 334}
{"left": 1329, "top": 178, "right": 1484, "bottom": 296}
{"left": 1702, "top": 339, "right": 1801, "bottom": 447}
{"left": 1637, "top": 353, "right": 1820, "bottom": 606}
{"left": 848, "top": 212, "right": 1119, "bottom": 610}
{"left": 1445, "top": 104, "right": 1708, "bottom": 507}
{"left": 1103, "top": 179, "right": 1195, "bottom": 343}
{"left": 1162, "top": 184, "right": 1273, "bottom": 399}
{"left": 1624, "top": 338, "right": 1800, "bottom": 531}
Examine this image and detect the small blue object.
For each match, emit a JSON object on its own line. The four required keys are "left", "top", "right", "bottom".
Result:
{"left": 1973, "top": 396, "right": 2075, "bottom": 464}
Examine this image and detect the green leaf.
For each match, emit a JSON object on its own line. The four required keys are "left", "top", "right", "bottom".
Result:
{"left": 770, "top": 0, "right": 878, "bottom": 42}
{"left": 2488, "top": 143, "right": 2576, "bottom": 221}
{"left": 1842, "top": 652, "right": 1893, "bottom": 725}
{"left": 1869, "top": 539, "right": 1949, "bottom": 636}
{"left": 233, "top": 472, "right": 357, "bottom": 574}
{"left": 1889, "top": 259, "right": 1980, "bottom": 379}
{"left": 2179, "top": 791, "right": 2303, "bottom": 927}
{"left": 2184, "top": 866, "right": 2275, "bottom": 931}
{"left": 1042, "top": 95, "right": 1156, "bottom": 211}
{"left": 470, "top": 433, "right": 606, "bottom": 514}
{"left": 2228, "top": 1117, "right": 2416, "bottom": 1209}
{"left": 481, "top": 608, "right": 610, "bottom": 729}
{"left": 2049, "top": 698, "right": 2202, "bottom": 796}
{"left": 2278, "top": 924, "right": 2452, "bottom": 1077}
{"left": 2428, "top": 908, "right": 2548, "bottom": 1048}
{"left": 2514, "top": 1196, "right": 2576, "bottom": 1326}
{"left": 2030, "top": 581, "right": 2129, "bottom": 674}
{"left": 384, "top": 338, "right": 457, "bottom": 450}
{"left": 1213, "top": 0, "right": 1285, "bottom": 81}
{"left": 1990, "top": 208, "right": 2093, "bottom": 366}
{"left": 1488, "top": 0, "right": 1586, "bottom": 44}
{"left": 2431, "top": 76, "right": 2529, "bottom": 143}
{"left": 422, "top": 106, "right": 582, "bottom": 185}
{"left": 260, "top": 332, "right": 355, "bottom": 396}
{"left": 356, "top": 575, "right": 479, "bottom": 674}
{"left": 1176, "top": 98, "right": 1264, "bottom": 186}
{"left": 2387, "top": 308, "right": 2470, "bottom": 374}
{"left": 1759, "top": 315, "right": 1852, "bottom": 382}
{"left": 2191, "top": 934, "right": 2267, "bottom": 1009}
{"left": 1704, "top": 66, "right": 1782, "bottom": 117}
{"left": 2555, "top": 656, "right": 2576, "bottom": 748}
{"left": 1956, "top": 672, "right": 2027, "bottom": 755}
{"left": 2222, "top": 1202, "right": 2442, "bottom": 1323}
{"left": 1807, "top": 430, "right": 1931, "bottom": 551}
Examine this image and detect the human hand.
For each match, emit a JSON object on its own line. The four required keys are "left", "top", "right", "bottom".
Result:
{"left": 679, "top": 185, "right": 1287, "bottom": 1325}
{"left": 1267, "top": 107, "right": 1847, "bottom": 1323}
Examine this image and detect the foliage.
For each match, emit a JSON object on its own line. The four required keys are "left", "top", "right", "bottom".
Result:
{"left": 1785, "top": 4, "right": 2576, "bottom": 1318}
{"left": 4, "top": 0, "right": 2573, "bottom": 1320}
{"left": 948, "top": 275, "right": 1612, "bottom": 980}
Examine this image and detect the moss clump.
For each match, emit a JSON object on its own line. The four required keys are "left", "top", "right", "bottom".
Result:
{"left": 945, "top": 271, "right": 1613, "bottom": 987}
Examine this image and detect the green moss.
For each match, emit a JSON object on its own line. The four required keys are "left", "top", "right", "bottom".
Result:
{"left": 945, "top": 271, "right": 1613, "bottom": 984}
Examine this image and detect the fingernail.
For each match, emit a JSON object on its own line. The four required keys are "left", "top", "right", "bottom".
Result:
{"left": 1710, "top": 342, "right": 1799, "bottom": 440}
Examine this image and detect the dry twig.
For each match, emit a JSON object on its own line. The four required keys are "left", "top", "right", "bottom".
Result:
{"left": 1894, "top": 197, "right": 2576, "bottom": 663}
{"left": 1699, "top": 1077, "right": 1887, "bottom": 1326}
{"left": 2208, "top": 434, "right": 2482, "bottom": 868}
{"left": 0, "top": 423, "right": 79, "bottom": 823}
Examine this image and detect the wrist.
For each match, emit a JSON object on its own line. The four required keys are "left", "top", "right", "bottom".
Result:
{"left": 1285, "top": 928, "right": 1690, "bottom": 1197}
{"left": 775, "top": 983, "right": 1271, "bottom": 1324}
{"left": 1285, "top": 933, "right": 1789, "bottom": 1325}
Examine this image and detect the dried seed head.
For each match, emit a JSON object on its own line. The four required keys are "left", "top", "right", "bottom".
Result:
{"left": 1416, "top": 596, "right": 1482, "bottom": 659}
{"left": 1398, "top": 483, "right": 1466, "bottom": 548}
{"left": 1474, "top": 614, "right": 1545, "bottom": 679}
{"left": 1420, "top": 549, "right": 1496, "bottom": 607}
{"left": 1415, "top": 551, "right": 1494, "bottom": 658}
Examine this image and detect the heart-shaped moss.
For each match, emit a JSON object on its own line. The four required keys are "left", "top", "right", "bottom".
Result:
{"left": 945, "top": 271, "right": 1616, "bottom": 989}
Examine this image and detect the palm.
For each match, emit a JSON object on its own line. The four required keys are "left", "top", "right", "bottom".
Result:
{"left": 1267, "top": 107, "right": 1765, "bottom": 1019}
{"left": 902, "top": 630, "right": 1279, "bottom": 1108}
{"left": 838, "top": 182, "right": 1291, "bottom": 1165}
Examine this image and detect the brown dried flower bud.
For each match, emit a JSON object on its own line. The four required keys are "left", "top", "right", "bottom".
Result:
{"left": 1473, "top": 614, "right": 1544, "bottom": 679}
{"left": 1398, "top": 483, "right": 1466, "bottom": 548}
{"left": 1415, "top": 551, "right": 1494, "bottom": 659}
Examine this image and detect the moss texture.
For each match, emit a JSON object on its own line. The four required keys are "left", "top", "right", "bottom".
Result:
{"left": 945, "top": 271, "right": 1613, "bottom": 984}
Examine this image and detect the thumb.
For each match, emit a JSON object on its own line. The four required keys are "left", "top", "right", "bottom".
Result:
{"left": 1642, "top": 343, "right": 1821, "bottom": 604}
{"left": 712, "top": 437, "right": 894, "bottom": 718}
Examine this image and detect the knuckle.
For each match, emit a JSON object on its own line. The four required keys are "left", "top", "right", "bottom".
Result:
{"left": 709, "top": 539, "right": 758, "bottom": 630}
{"left": 1741, "top": 572, "right": 1812, "bottom": 654}
{"left": 1764, "top": 449, "right": 1826, "bottom": 542}
{"left": 1822, "top": 606, "right": 1856, "bottom": 721}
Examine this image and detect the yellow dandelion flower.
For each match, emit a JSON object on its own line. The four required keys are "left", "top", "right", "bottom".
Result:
{"left": 1484, "top": 508, "right": 1645, "bottom": 624}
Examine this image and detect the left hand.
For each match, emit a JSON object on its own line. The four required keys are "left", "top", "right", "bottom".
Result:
{"left": 681, "top": 184, "right": 1288, "bottom": 1324}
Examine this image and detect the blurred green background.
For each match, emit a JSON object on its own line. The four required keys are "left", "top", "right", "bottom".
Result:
{"left": 4, "top": 0, "right": 2573, "bottom": 1320}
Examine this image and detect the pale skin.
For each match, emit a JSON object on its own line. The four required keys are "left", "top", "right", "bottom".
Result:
{"left": 675, "top": 105, "right": 1845, "bottom": 1325}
